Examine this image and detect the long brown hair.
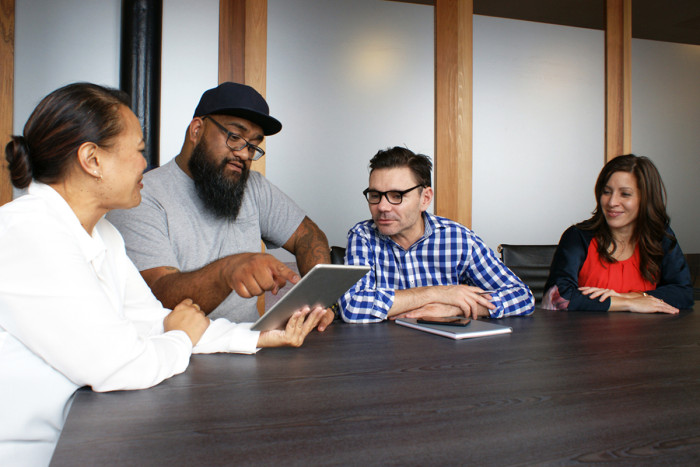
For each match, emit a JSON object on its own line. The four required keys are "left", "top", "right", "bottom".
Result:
{"left": 576, "top": 154, "right": 673, "bottom": 283}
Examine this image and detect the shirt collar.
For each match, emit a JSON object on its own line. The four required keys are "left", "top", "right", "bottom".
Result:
{"left": 28, "top": 182, "right": 107, "bottom": 264}
{"left": 373, "top": 212, "right": 446, "bottom": 250}
{"left": 421, "top": 212, "right": 450, "bottom": 239}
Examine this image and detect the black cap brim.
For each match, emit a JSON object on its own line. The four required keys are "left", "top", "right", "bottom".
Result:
{"left": 211, "top": 108, "right": 282, "bottom": 136}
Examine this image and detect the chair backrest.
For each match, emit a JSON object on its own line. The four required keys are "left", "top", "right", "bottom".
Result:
{"left": 498, "top": 244, "right": 557, "bottom": 303}
{"left": 330, "top": 246, "right": 346, "bottom": 265}
{"left": 684, "top": 253, "right": 700, "bottom": 301}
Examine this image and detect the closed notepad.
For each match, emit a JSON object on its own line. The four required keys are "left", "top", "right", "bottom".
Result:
{"left": 395, "top": 318, "right": 512, "bottom": 340}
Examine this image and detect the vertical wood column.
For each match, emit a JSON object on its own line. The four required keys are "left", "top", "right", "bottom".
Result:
{"left": 0, "top": 0, "right": 14, "bottom": 206}
{"left": 605, "top": 0, "right": 632, "bottom": 162}
{"left": 219, "top": 0, "right": 268, "bottom": 176}
{"left": 219, "top": 0, "right": 269, "bottom": 314}
{"left": 434, "top": 0, "right": 473, "bottom": 227}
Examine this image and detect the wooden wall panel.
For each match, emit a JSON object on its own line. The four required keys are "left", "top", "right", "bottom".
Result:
{"left": 0, "top": 0, "right": 13, "bottom": 206}
{"left": 243, "top": 0, "right": 267, "bottom": 95}
{"left": 219, "top": 0, "right": 246, "bottom": 84}
{"left": 434, "top": 0, "right": 473, "bottom": 227}
{"left": 219, "top": 0, "right": 267, "bottom": 176}
{"left": 219, "top": 0, "right": 268, "bottom": 314}
{"left": 605, "top": 0, "right": 632, "bottom": 161}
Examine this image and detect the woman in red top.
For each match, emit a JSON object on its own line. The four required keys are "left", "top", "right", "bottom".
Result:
{"left": 543, "top": 155, "right": 693, "bottom": 313}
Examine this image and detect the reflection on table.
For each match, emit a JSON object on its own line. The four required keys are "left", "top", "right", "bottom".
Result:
{"left": 51, "top": 305, "right": 700, "bottom": 466}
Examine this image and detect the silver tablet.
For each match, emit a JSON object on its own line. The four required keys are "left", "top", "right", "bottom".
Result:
{"left": 251, "top": 264, "right": 370, "bottom": 331}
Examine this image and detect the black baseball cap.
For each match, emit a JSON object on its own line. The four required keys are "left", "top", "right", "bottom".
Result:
{"left": 193, "top": 82, "right": 282, "bottom": 135}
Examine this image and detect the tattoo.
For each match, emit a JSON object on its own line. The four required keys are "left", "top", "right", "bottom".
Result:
{"left": 289, "top": 217, "right": 330, "bottom": 275}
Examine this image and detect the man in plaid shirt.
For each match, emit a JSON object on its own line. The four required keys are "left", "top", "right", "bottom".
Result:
{"left": 338, "top": 147, "right": 534, "bottom": 323}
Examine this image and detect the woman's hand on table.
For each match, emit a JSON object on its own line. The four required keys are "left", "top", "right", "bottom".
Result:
{"left": 164, "top": 298, "right": 211, "bottom": 346}
{"left": 617, "top": 294, "right": 679, "bottom": 314}
{"left": 581, "top": 286, "right": 679, "bottom": 314}
{"left": 579, "top": 287, "right": 622, "bottom": 302}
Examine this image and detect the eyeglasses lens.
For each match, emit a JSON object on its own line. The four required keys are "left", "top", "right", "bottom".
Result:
{"left": 366, "top": 191, "right": 403, "bottom": 204}
{"left": 227, "top": 135, "right": 263, "bottom": 160}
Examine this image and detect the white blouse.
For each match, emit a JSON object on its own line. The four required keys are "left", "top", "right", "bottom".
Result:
{"left": 0, "top": 183, "right": 260, "bottom": 466}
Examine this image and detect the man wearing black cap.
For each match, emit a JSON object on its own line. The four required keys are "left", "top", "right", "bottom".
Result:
{"left": 108, "top": 82, "right": 332, "bottom": 330}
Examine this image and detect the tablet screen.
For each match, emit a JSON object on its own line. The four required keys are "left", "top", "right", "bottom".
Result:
{"left": 251, "top": 264, "right": 370, "bottom": 331}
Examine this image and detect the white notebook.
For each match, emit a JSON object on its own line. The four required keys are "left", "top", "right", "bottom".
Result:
{"left": 395, "top": 317, "right": 512, "bottom": 340}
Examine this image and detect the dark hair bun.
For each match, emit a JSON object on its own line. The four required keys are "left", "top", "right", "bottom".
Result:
{"left": 5, "top": 136, "right": 33, "bottom": 189}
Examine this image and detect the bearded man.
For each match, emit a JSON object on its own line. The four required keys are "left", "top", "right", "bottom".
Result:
{"left": 108, "top": 83, "right": 332, "bottom": 329}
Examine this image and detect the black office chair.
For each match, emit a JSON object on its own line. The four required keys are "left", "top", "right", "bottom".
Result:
{"left": 498, "top": 244, "right": 557, "bottom": 304}
{"left": 684, "top": 253, "right": 700, "bottom": 301}
{"left": 330, "top": 246, "right": 346, "bottom": 265}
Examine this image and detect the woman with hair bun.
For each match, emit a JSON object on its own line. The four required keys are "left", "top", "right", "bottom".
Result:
{"left": 0, "top": 83, "right": 324, "bottom": 466}
{"left": 543, "top": 154, "right": 693, "bottom": 313}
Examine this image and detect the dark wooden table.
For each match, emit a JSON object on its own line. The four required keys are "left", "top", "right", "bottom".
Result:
{"left": 51, "top": 306, "right": 700, "bottom": 466}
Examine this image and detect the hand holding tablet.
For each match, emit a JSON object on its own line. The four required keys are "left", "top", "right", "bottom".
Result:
{"left": 251, "top": 264, "right": 370, "bottom": 331}
{"left": 256, "top": 305, "right": 329, "bottom": 347}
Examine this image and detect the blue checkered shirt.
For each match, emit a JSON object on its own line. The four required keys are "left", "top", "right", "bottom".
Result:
{"left": 338, "top": 213, "right": 534, "bottom": 323}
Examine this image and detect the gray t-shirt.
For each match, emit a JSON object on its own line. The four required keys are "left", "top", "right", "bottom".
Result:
{"left": 107, "top": 159, "right": 305, "bottom": 322}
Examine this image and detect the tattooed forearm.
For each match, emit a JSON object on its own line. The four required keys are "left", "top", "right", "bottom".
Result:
{"left": 285, "top": 216, "right": 330, "bottom": 275}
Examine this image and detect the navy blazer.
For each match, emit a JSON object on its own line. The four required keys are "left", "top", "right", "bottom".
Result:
{"left": 544, "top": 225, "right": 694, "bottom": 310}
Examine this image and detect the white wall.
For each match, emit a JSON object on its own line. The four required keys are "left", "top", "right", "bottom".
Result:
{"left": 632, "top": 39, "right": 700, "bottom": 253}
{"left": 160, "top": 0, "right": 219, "bottom": 162}
{"left": 472, "top": 16, "right": 605, "bottom": 251}
{"left": 266, "top": 0, "right": 434, "bottom": 257}
{"left": 13, "top": 0, "right": 121, "bottom": 130}
{"left": 13, "top": 0, "right": 218, "bottom": 166}
{"left": 13, "top": 1, "right": 700, "bottom": 255}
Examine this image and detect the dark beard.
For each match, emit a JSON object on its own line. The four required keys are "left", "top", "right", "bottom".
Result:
{"left": 188, "top": 140, "right": 250, "bottom": 219}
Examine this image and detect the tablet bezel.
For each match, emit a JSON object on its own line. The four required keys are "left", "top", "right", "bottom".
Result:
{"left": 251, "top": 264, "right": 370, "bottom": 331}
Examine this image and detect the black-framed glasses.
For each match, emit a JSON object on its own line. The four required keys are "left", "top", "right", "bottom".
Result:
{"left": 203, "top": 116, "right": 265, "bottom": 161}
{"left": 363, "top": 185, "right": 423, "bottom": 205}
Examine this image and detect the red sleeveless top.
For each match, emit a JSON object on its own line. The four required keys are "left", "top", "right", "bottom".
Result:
{"left": 578, "top": 238, "right": 655, "bottom": 293}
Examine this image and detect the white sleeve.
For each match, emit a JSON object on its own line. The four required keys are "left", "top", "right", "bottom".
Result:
{"left": 117, "top": 245, "right": 261, "bottom": 354}
{"left": 193, "top": 319, "right": 261, "bottom": 354}
{"left": 0, "top": 219, "right": 193, "bottom": 393}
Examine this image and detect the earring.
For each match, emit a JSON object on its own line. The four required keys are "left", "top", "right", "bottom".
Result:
{"left": 93, "top": 171, "right": 102, "bottom": 181}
